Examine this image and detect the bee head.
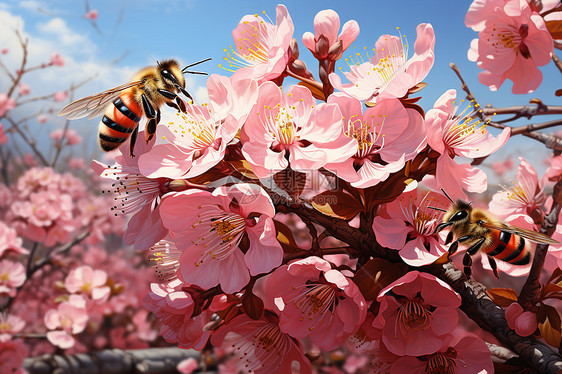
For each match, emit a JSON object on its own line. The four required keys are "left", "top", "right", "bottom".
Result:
{"left": 157, "top": 59, "right": 184, "bottom": 88}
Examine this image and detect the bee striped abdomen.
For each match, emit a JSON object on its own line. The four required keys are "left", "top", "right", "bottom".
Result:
{"left": 98, "top": 93, "right": 142, "bottom": 151}
{"left": 484, "top": 230, "right": 530, "bottom": 265}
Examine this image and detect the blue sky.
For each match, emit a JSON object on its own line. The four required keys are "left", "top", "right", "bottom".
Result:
{"left": 0, "top": 0, "right": 560, "bottom": 179}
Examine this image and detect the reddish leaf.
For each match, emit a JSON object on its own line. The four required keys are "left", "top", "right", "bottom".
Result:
{"left": 354, "top": 258, "right": 408, "bottom": 301}
{"left": 546, "top": 20, "right": 562, "bottom": 39}
{"left": 227, "top": 159, "right": 259, "bottom": 179}
{"left": 273, "top": 219, "right": 301, "bottom": 255}
{"left": 241, "top": 291, "right": 264, "bottom": 320}
{"left": 408, "top": 82, "right": 427, "bottom": 94}
{"left": 273, "top": 168, "right": 307, "bottom": 200}
{"left": 298, "top": 81, "right": 326, "bottom": 101}
{"left": 486, "top": 288, "right": 518, "bottom": 307}
{"left": 312, "top": 190, "right": 364, "bottom": 220}
{"left": 542, "top": 283, "right": 562, "bottom": 298}
{"left": 537, "top": 304, "right": 562, "bottom": 348}
{"left": 555, "top": 89, "right": 562, "bottom": 97}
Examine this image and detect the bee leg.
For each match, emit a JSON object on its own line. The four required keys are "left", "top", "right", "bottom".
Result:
{"left": 166, "top": 101, "right": 180, "bottom": 112}
{"left": 176, "top": 97, "right": 187, "bottom": 113}
{"left": 175, "top": 84, "right": 194, "bottom": 104}
{"left": 156, "top": 88, "right": 177, "bottom": 100}
{"left": 447, "top": 235, "right": 471, "bottom": 260}
{"left": 445, "top": 231, "right": 454, "bottom": 245}
{"left": 129, "top": 126, "right": 138, "bottom": 158}
{"left": 467, "top": 238, "right": 486, "bottom": 255}
{"left": 141, "top": 94, "right": 157, "bottom": 119}
{"left": 463, "top": 252, "right": 472, "bottom": 278}
{"left": 487, "top": 255, "right": 500, "bottom": 279}
{"left": 145, "top": 109, "right": 161, "bottom": 144}
{"left": 157, "top": 89, "right": 186, "bottom": 113}
{"left": 435, "top": 222, "right": 453, "bottom": 234}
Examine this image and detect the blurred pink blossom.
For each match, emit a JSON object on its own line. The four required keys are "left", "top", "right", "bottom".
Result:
{"left": 0, "top": 93, "right": 16, "bottom": 117}
{"left": 0, "top": 122, "right": 7, "bottom": 144}
{"left": 373, "top": 271, "right": 461, "bottom": 356}
{"left": 50, "top": 52, "right": 65, "bottom": 67}
{"left": 492, "top": 157, "right": 515, "bottom": 177}
{"left": 0, "top": 339, "right": 29, "bottom": 374}
{"left": 0, "top": 260, "right": 26, "bottom": 297}
{"left": 83, "top": 9, "right": 98, "bottom": 20}
{"left": 466, "top": 0, "right": 553, "bottom": 93}
{"left": 264, "top": 256, "right": 367, "bottom": 351}
{"left": 44, "top": 295, "right": 88, "bottom": 349}
{"left": 50, "top": 129, "right": 82, "bottom": 145}
{"left": 65, "top": 266, "right": 111, "bottom": 302}
{"left": 68, "top": 157, "right": 86, "bottom": 170}
{"left": 0, "top": 314, "right": 25, "bottom": 341}
{"left": 24, "top": 153, "right": 37, "bottom": 166}
{"left": 505, "top": 302, "right": 538, "bottom": 336}
{"left": 0, "top": 221, "right": 27, "bottom": 258}
{"left": 329, "top": 23, "right": 435, "bottom": 103}
{"left": 17, "top": 83, "right": 30, "bottom": 96}
{"left": 177, "top": 358, "right": 198, "bottom": 374}
{"left": 227, "top": 4, "right": 294, "bottom": 83}
{"left": 37, "top": 114, "right": 48, "bottom": 124}
{"left": 54, "top": 91, "right": 68, "bottom": 102}
{"left": 302, "top": 9, "right": 359, "bottom": 60}
{"left": 1, "top": 48, "right": 8, "bottom": 54}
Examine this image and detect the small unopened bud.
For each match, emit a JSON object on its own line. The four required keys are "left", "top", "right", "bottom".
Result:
{"left": 289, "top": 59, "right": 314, "bottom": 80}
{"left": 289, "top": 38, "right": 299, "bottom": 60}
{"left": 315, "top": 34, "right": 330, "bottom": 60}
{"left": 327, "top": 40, "right": 343, "bottom": 61}
{"left": 168, "top": 179, "right": 189, "bottom": 192}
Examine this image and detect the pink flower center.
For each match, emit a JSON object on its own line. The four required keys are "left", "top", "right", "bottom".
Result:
{"left": 260, "top": 104, "right": 303, "bottom": 150}
{"left": 191, "top": 208, "right": 246, "bottom": 265}
{"left": 221, "top": 13, "right": 274, "bottom": 71}
{"left": 289, "top": 280, "right": 338, "bottom": 331}
{"left": 345, "top": 114, "right": 387, "bottom": 164}
{"left": 228, "top": 321, "right": 290, "bottom": 371}
{"left": 101, "top": 167, "right": 162, "bottom": 216}
{"left": 442, "top": 101, "right": 489, "bottom": 156}
{"left": 425, "top": 351, "right": 457, "bottom": 374}
{"left": 395, "top": 295, "right": 433, "bottom": 336}
{"left": 148, "top": 240, "right": 182, "bottom": 282}
{"left": 488, "top": 23, "right": 527, "bottom": 56}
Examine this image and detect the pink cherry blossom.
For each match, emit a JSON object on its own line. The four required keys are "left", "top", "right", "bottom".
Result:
{"left": 489, "top": 157, "right": 545, "bottom": 223}
{"left": 0, "top": 221, "right": 27, "bottom": 258}
{"left": 24, "top": 153, "right": 37, "bottom": 166}
{"left": 68, "top": 157, "right": 86, "bottom": 170}
{"left": 373, "top": 271, "right": 461, "bottom": 356}
{"left": 492, "top": 157, "right": 514, "bottom": 177}
{"left": 44, "top": 295, "right": 88, "bottom": 349}
{"left": 15, "top": 166, "right": 55, "bottom": 197}
{"left": 425, "top": 89, "right": 510, "bottom": 198}
{"left": 302, "top": 9, "right": 359, "bottom": 60}
{"left": 241, "top": 82, "right": 355, "bottom": 178}
{"left": 546, "top": 154, "right": 562, "bottom": 182}
{"left": 505, "top": 302, "right": 538, "bottom": 336}
{"left": 142, "top": 282, "right": 211, "bottom": 349}
{"left": 139, "top": 75, "right": 257, "bottom": 179}
{"left": 50, "top": 52, "right": 65, "bottom": 67}
{"left": 211, "top": 314, "right": 312, "bottom": 374}
{"left": 0, "top": 93, "right": 16, "bottom": 117}
{"left": 325, "top": 94, "right": 426, "bottom": 188}
{"left": 0, "top": 314, "right": 25, "bottom": 341}
{"left": 1, "top": 48, "right": 8, "bottom": 54}
{"left": 159, "top": 184, "right": 282, "bottom": 293}
{"left": 92, "top": 133, "right": 169, "bottom": 251}
{"left": 83, "top": 9, "right": 98, "bottom": 20}
{"left": 65, "top": 265, "right": 111, "bottom": 302}
{"left": 329, "top": 23, "right": 435, "bottom": 103}
{"left": 0, "top": 122, "right": 7, "bottom": 144}
{"left": 54, "top": 91, "right": 68, "bottom": 102}
{"left": 0, "top": 339, "right": 29, "bottom": 374}
{"left": 50, "top": 129, "right": 82, "bottom": 145}
{"left": 0, "top": 260, "right": 25, "bottom": 297}
{"left": 37, "top": 114, "right": 48, "bottom": 124}
{"left": 373, "top": 189, "right": 450, "bottom": 266}
{"left": 224, "top": 5, "right": 294, "bottom": 83}
{"left": 390, "top": 336, "right": 493, "bottom": 374}
{"left": 264, "top": 256, "right": 367, "bottom": 351}
{"left": 466, "top": 0, "right": 553, "bottom": 93}
{"left": 177, "top": 358, "right": 198, "bottom": 374}
{"left": 17, "top": 83, "right": 30, "bottom": 96}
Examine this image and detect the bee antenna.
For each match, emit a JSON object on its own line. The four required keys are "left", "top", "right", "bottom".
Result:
{"left": 182, "top": 57, "right": 212, "bottom": 74}
{"left": 468, "top": 201, "right": 473, "bottom": 206}
{"left": 440, "top": 188, "right": 454, "bottom": 203}
{"left": 428, "top": 206, "right": 448, "bottom": 213}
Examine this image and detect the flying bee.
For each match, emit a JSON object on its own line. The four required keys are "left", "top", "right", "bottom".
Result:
{"left": 432, "top": 189, "right": 559, "bottom": 278}
{"left": 58, "top": 58, "right": 211, "bottom": 157}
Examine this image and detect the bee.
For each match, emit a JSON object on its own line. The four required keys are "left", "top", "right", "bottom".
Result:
{"left": 58, "top": 58, "right": 211, "bottom": 157}
{"left": 433, "top": 190, "right": 559, "bottom": 278}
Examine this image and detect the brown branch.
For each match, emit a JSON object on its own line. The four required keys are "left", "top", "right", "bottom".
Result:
{"left": 553, "top": 53, "right": 562, "bottom": 75}
{"left": 425, "top": 262, "right": 562, "bottom": 373}
{"left": 23, "top": 347, "right": 209, "bottom": 374}
{"left": 6, "top": 31, "right": 28, "bottom": 98}
{"left": 511, "top": 118, "right": 562, "bottom": 135}
{"left": 519, "top": 178, "right": 562, "bottom": 307}
{"left": 555, "top": 40, "right": 562, "bottom": 51}
{"left": 3, "top": 115, "right": 49, "bottom": 166}
{"left": 481, "top": 105, "right": 562, "bottom": 121}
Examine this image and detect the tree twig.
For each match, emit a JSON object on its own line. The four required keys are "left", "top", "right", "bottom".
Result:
{"left": 552, "top": 53, "right": 562, "bottom": 75}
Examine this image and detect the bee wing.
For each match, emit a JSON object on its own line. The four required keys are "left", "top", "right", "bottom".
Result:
{"left": 58, "top": 81, "right": 143, "bottom": 120}
{"left": 482, "top": 222, "right": 559, "bottom": 244}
